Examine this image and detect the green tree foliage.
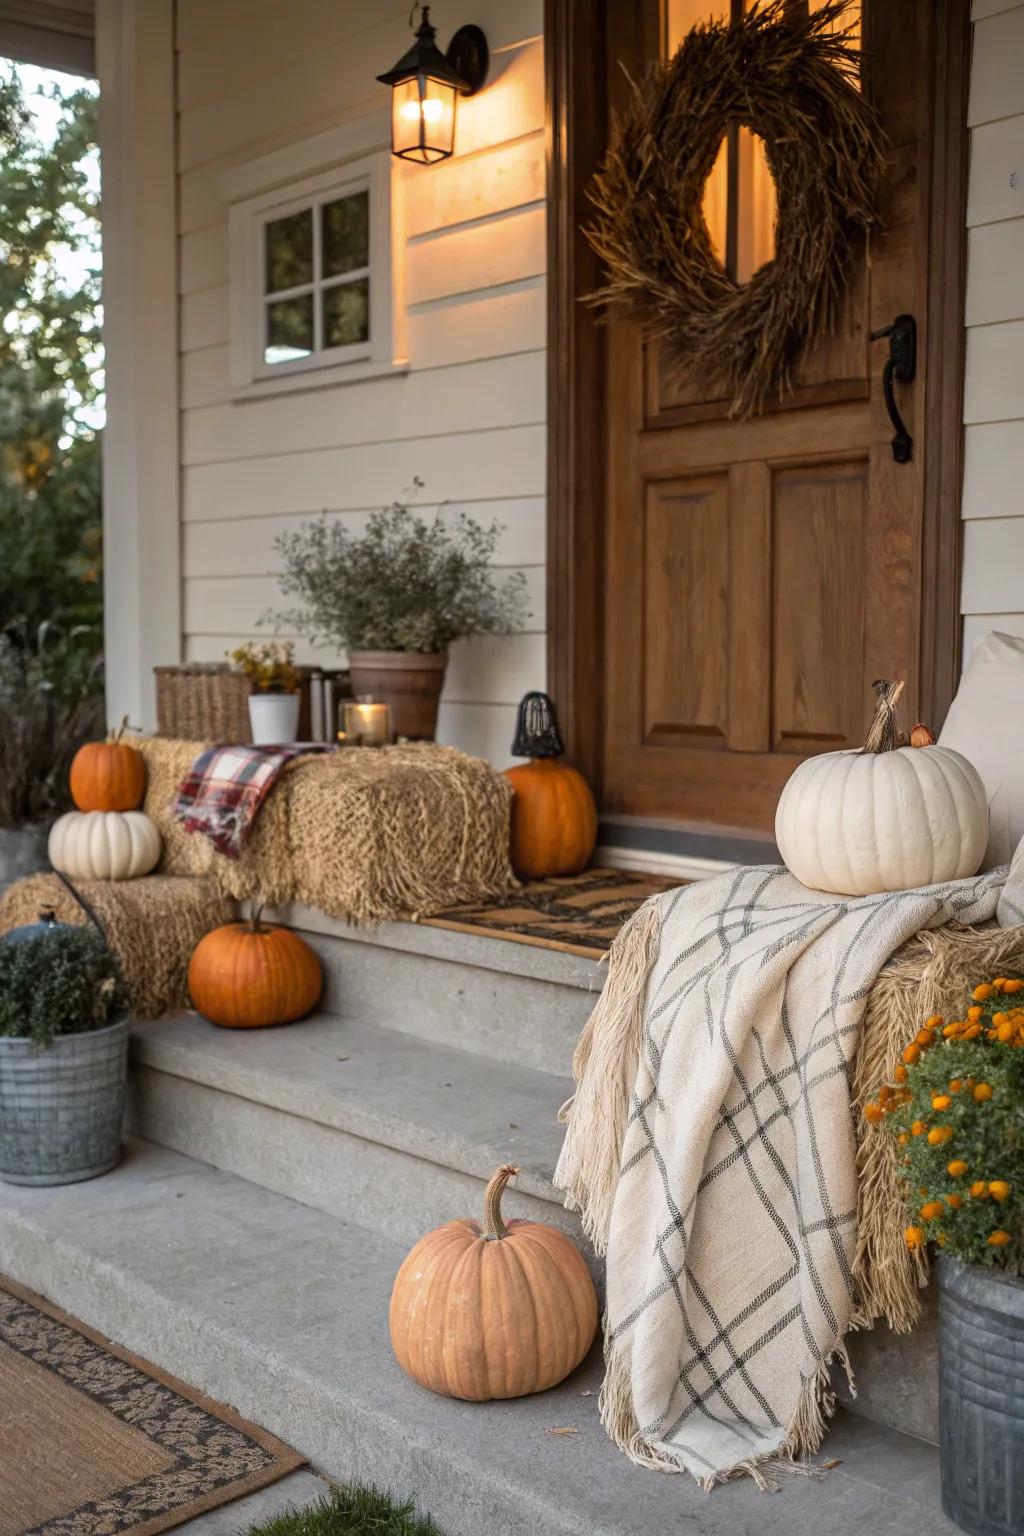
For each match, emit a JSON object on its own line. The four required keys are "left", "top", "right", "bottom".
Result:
{"left": 0, "top": 65, "right": 103, "bottom": 680}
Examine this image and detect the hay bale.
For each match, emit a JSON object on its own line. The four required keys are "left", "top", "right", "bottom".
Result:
{"left": 135, "top": 735, "right": 517, "bottom": 924}
{"left": 853, "top": 919, "right": 1024, "bottom": 1332}
{"left": 0, "top": 873, "right": 235, "bottom": 1019}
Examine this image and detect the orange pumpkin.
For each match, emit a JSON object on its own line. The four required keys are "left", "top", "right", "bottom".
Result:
{"left": 70, "top": 717, "right": 146, "bottom": 812}
{"left": 187, "top": 909, "right": 322, "bottom": 1028}
{"left": 504, "top": 691, "right": 596, "bottom": 880}
{"left": 389, "top": 1164, "right": 598, "bottom": 1401}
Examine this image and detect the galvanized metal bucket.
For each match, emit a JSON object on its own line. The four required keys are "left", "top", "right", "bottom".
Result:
{"left": 938, "top": 1253, "right": 1024, "bottom": 1536}
{"left": 0, "top": 1015, "right": 128, "bottom": 1185}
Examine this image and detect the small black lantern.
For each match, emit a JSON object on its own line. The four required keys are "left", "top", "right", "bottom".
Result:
{"left": 376, "top": 6, "right": 489, "bottom": 165}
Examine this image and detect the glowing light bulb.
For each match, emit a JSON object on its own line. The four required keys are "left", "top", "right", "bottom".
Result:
{"left": 421, "top": 96, "right": 444, "bottom": 123}
{"left": 399, "top": 98, "right": 422, "bottom": 122}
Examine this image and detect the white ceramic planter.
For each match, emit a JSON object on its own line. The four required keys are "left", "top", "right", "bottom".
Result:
{"left": 248, "top": 691, "right": 300, "bottom": 745}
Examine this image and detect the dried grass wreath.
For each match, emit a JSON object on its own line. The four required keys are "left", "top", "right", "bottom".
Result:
{"left": 586, "top": 0, "right": 886, "bottom": 418}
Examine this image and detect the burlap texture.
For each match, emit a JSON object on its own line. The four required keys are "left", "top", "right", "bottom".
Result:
{"left": 135, "top": 735, "right": 517, "bottom": 924}
{"left": 0, "top": 873, "right": 234, "bottom": 1018}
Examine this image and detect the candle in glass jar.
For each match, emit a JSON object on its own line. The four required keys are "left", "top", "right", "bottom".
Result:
{"left": 340, "top": 697, "right": 391, "bottom": 747}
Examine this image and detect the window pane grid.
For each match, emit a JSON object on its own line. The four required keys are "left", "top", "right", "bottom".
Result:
{"left": 260, "top": 184, "right": 372, "bottom": 367}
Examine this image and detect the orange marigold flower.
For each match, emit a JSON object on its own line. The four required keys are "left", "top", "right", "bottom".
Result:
{"left": 949, "top": 1079, "right": 964, "bottom": 1093}
{"left": 971, "top": 1181, "right": 989, "bottom": 1199}
{"left": 942, "top": 1023, "right": 962, "bottom": 1038}
{"left": 973, "top": 985, "right": 996, "bottom": 1002}
{"left": 903, "top": 1043, "right": 921, "bottom": 1065}
{"left": 904, "top": 1226, "right": 925, "bottom": 1250}
{"left": 946, "top": 1194, "right": 963, "bottom": 1210}
{"left": 863, "top": 1103, "right": 885, "bottom": 1125}
{"left": 920, "top": 1200, "right": 946, "bottom": 1221}
{"left": 928, "top": 1126, "right": 954, "bottom": 1146}
{"left": 932, "top": 1094, "right": 952, "bottom": 1111}
{"left": 897, "top": 1133, "right": 910, "bottom": 1147}
{"left": 973, "top": 1083, "right": 993, "bottom": 1102}
{"left": 989, "top": 1181, "right": 1012, "bottom": 1202}
{"left": 968, "top": 1006, "right": 984, "bottom": 1022}
{"left": 1003, "top": 979, "right": 1023, "bottom": 994}
{"left": 947, "top": 1160, "right": 969, "bottom": 1177}
{"left": 894, "top": 1065, "right": 909, "bottom": 1083}
{"left": 963, "top": 1024, "right": 983, "bottom": 1040}
{"left": 988, "top": 1230, "right": 1012, "bottom": 1246}
{"left": 926, "top": 1014, "right": 943, "bottom": 1029}
{"left": 997, "top": 1022, "right": 1014, "bottom": 1043}
{"left": 911, "top": 1120, "right": 927, "bottom": 1136}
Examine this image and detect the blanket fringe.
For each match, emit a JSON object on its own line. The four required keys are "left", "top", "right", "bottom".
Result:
{"left": 554, "top": 900, "right": 662, "bottom": 1254}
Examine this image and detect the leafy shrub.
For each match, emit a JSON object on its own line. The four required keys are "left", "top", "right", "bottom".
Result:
{"left": 0, "top": 622, "right": 104, "bottom": 828}
{"left": 864, "top": 977, "right": 1024, "bottom": 1272}
{"left": 0, "top": 923, "right": 130, "bottom": 1049}
{"left": 267, "top": 499, "right": 529, "bottom": 654}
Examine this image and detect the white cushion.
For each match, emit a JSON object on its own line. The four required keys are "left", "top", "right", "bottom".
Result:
{"left": 939, "top": 630, "right": 1024, "bottom": 869}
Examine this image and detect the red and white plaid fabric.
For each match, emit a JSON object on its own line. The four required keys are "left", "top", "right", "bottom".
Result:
{"left": 172, "top": 744, "right": 314, "bottom": 859}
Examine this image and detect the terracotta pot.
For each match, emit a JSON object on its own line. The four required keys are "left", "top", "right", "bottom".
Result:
{"left": 347, "top": 651, "right": 447, "bottom": 741}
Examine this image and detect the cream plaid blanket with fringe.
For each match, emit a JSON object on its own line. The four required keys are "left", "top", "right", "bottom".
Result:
{"left": 555, "top": 864, "right": 1011, "bottom": 1489}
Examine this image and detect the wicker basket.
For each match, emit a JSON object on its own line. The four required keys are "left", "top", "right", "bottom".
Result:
{"left": 154, "top": 665, "right": 254, "bottom": 741}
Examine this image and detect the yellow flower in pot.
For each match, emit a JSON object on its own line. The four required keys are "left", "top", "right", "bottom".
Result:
{"left": 266, "top": 499, "right": 529, "bottom": 742}
{"left": 230, "top": 641, "right": 301, "bottom": 744}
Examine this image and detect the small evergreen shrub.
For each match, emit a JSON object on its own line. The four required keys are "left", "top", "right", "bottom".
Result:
{"left": 863, "top": 977, "right": 1024, "bottom": 1272}
{"left": 0, "top": 924, "right": 130, "bottom": 1049}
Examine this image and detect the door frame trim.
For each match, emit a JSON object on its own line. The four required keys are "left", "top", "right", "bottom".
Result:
{"left": 545, "top": 0, "right": 973, "bottom": 801}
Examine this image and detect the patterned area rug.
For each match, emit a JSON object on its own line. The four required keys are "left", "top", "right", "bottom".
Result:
{"left": 0, "top": 1276, "right": 304, "bottom": 1536}
{"left": 425, "top": 867, "right": 683, "bottom": 958}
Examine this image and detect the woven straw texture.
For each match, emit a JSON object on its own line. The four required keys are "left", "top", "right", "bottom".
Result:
{"left": 135, "top": 735, "right": 517, "bottom": 924}
{"left": 154, "top": 666, "right": 253, "bottom": 741}
{"left": 0, "top": 874, "right": 235, "bottom": 1019}
{"left": 0, "top": 1274, "right": 304, "bottom": 1536}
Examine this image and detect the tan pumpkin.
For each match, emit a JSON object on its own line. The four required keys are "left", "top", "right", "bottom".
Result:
{"left": 503, "top": 692, "right": 597, "bottom": 879}
{"left": 187, "top": 909, "right": 322, "bottom": 1029}
{"left": 70, "top": 717, "right": 146, "bottom": 812}
{"left": 389, "top": 1164, "right": 598, "bottom": 1401}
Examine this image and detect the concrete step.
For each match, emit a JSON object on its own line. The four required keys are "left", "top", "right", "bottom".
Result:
{"left": 260, "top": 903, "right": 602, "bottom": 1077}
{"left": 177, "top": 1471, "right": 331, "bottom": 1535}
{"left": 127, "top": 1010, "right": 580, "bottom": 1252}
{"left": 0, "top": 1140, "right": 958, "bottom": 1536}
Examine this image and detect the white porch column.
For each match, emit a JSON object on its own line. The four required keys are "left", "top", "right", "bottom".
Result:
{"left": 96, "top": 0, "right": 180, "bottom": 731}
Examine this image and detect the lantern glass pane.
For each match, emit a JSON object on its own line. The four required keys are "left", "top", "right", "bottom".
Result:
{"left": 264, "top": 208, "right": 313, "bottom": 293}
{"left": 264, "top": 293, "right": 314, "bottom": 364}
{"left": 323, "top": 190, "right": 369, "bottom": 277}
{"left": 323, "top": 278, "right": 369, "bottom": 348}
{"left": 390, "top": 74, "right": 456, "bottom": 163}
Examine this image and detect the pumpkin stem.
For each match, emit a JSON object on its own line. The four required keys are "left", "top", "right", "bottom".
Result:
{"left": 111, "top": 713, "right": 129, "bottom": 744}
{"left": 482, "top": 1164, "right": 519, "bottom": 1240}
{"left": 863, "top": 679, "right": 905, "bottom": 754}
{"left": 250, "top": 903, "right": 264, "bottom": 933}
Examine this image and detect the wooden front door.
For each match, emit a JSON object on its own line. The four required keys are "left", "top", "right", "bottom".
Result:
{"left": 585, "top": 0, "right": 966, "bottom": 834}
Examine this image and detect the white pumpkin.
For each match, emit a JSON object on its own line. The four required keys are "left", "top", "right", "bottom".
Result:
{"left": 48, "top": 810, "right": 161, "bottom": 881}
{"left": 775, "top": 681, "right": 989, "bottom": 897}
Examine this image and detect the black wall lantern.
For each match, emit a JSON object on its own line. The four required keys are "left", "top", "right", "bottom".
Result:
{"left": 376, "top": 6, "right": 489, "bottom": 165}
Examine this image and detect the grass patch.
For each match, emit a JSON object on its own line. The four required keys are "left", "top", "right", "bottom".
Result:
{"left": 244, "top": 1484, "right": 445, "bottom": 1536}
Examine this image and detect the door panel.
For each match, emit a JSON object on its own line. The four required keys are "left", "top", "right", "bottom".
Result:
{"left": 602, "top": 0, "right": 932, "bottom": 832}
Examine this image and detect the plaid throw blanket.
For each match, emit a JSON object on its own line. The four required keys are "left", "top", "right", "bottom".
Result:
{"left": 172, "top": 744, "right": 316, "bottom": 859}
{"left": 555, "top": 864, "right": 1007, "bottom": 1489}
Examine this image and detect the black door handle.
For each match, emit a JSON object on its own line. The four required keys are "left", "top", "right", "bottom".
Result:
{"left": 870, "top": 313, "right": 916, "bottom": 464}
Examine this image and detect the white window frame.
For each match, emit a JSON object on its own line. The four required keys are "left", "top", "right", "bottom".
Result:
{"left": 228, "top": 140, "right": 401, "bottom": 400}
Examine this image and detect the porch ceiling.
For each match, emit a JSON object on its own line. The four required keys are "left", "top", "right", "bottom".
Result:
{"left": 0, "top": 0, "right": 94, "bottom": 78}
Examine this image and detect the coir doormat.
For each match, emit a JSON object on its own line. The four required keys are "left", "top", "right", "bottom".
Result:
{"left": 425, "top": 867, "right": 683, "bottom": 958}
{"left": 0, "top": 1275, "right": 304, "bottom": 1536}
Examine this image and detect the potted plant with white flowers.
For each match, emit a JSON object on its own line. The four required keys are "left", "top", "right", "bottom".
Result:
{"left": 0, "top": 917, "right": 131, "bottom": 1185}
{"left": 864, "top": 978, "right": 1024, "bottom": 1536}
{"left": 266, "top": 499, "right": 528, "bottom": 741}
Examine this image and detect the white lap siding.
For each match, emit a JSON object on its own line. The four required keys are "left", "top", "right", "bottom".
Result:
{"left": 960, "top": 1, "right": 1024, "bottom": 663}
{"left": 176, "top": 0, "right": 545, "bottom": 765}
